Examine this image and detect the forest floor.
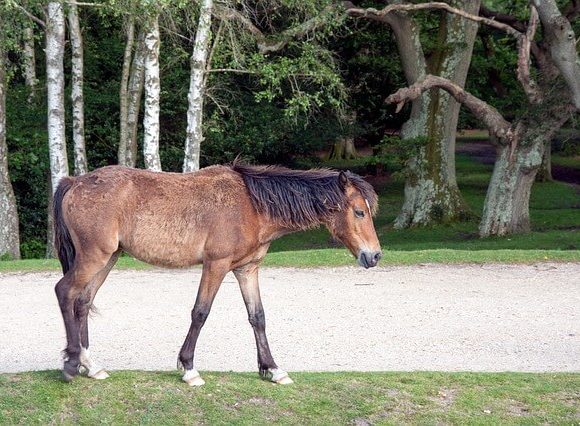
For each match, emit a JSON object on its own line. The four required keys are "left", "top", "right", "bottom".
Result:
{"left": 1, "top": 263, "right": 578, "bottom": 374}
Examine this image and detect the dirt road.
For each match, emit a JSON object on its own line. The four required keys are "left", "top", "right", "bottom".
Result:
{"left": 1, "top": 263, "right": 578, "bottom": 373}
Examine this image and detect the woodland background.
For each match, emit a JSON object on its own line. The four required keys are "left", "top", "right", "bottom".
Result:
{"left": 0, "top": 0, "right": 578, "bottom": 259}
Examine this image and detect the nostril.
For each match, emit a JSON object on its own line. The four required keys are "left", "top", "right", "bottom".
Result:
{"left": 373, "top": 252, "right": 382, "bottom": 262}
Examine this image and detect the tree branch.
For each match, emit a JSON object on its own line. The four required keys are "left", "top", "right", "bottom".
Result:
{"left": 14, "top": 4, "right": 46, "bottom": 28}
{"left": 215, "top": 2, "right": 346, "bottom": 54}
{"left": 532, "top": 0, "right": 580, "bottom": 110}
{"left": 479, "top": 5, "right": 527, "bottom": 32}
{"left": 517, "top": 6, "right": 542, "bottom": 104}
{"left": 386, "top": 75, "right": 513, "bottom": 143}
{"left": 563, "top": 0, "right": 580, "bottom": 21}
{"left": 345, "top": 2, "right": 522, "bottom": 38}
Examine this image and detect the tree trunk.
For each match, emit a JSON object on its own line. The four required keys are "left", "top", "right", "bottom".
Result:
{"left": 479, "top": 140, "right": 544, "bottom": 236}
{"left": 67, "top": 3, "right": 87, "bottom": 175}
{"left": 395, "top": 0, "right": 480, "bottom": 228}
{"left": 536, "top": 140, "right": 552, "bottom": 181}
{"left": 327, "top": 137, "right": 359, "bottom": 160}
{"left": 22, "top": 25, "right": 38, "bottom": 103}
{"left": 183, "top": 0, "right": 213, "bottom": 172}
{"left": 143, "top": 15, "right": 161, "bottom": 171}
{"left": 118, "top": 16, "right": 135, "bottom": 167}
{"left": 0, "top": 41, "right": 21, "bottom": 259}
{"left": 125, "top": 30, "right": 146, "bottom": 168}
{"left": 46, "top": 1, "right": 68, "bottom": 194}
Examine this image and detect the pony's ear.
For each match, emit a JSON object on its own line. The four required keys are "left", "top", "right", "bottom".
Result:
{"left": 338, "top": 171, "right": 349, "bottom": 189}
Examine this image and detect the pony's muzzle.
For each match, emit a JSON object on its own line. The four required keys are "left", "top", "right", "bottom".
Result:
{"left": 358, "top": 250, "right": 382, "bottom": 269}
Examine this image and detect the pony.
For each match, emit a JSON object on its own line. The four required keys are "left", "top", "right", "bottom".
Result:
{"left": 53, "top": 163, "right": 382, "bottom": 385}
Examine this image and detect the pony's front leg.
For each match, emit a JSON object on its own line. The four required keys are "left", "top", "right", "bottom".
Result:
{"left": 179, "top": 259, "right": 229, "bottom": 386}
{"left": 234, "top": 264, "right": 293, "bottom": 385}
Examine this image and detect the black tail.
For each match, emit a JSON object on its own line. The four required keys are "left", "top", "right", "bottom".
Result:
{"left": 53, "top": 177, "right": 75, "bottom": 274}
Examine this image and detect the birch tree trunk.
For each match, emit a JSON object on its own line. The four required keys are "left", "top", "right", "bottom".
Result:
{"left": 395, "top": 0, "right": 480, "bottom": 228}
{"left": 22, "top": 25, "right": 38, "bottom": 103}
{"left": 183, "top": 0, "right": 213, "bottom": 172}
{"left": 125, "top": 31, "right": 146, "bottom": 168}
{"left": 143, "top": 15, "right": 161, "bottom": 171}
{"left": 118, "top": 16, "right": 135, "bottom": 166}
{"left": 67, "top": 3, "right": 87, "bottom": 175}
{"left": 46, "top": 1, "right": 68, "bottom": 193}
{"left": 0, "top": 39, "right": 21, "bottom": 259}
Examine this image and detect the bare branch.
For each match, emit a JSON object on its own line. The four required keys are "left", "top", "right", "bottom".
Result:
{"left": 517, "top": 6, "right": 542, "bottom": 103}
{"left": 205, "top": 68, "right": 258, "bottom": 74}
{"left": 14, "top": 4, "right": 46, "bottom": 28}
{"left": 386, "top": 75, "right": 513, "bottom": 143}
{"left": 563, "top": 0, "right": 580, "bottom": 21}
{"left": 479, "top": 5, "right": 527, "bottom": 32}
{"left": 345, "top": 2, "right": 522, "bottom": 38}
{"left": 532, "top": 0, "right": 580, "bottom": 110}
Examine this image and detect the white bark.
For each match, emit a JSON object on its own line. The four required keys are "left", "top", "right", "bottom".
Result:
{"left": 118, "top": 16, "right": 135, "bottom": 167}
{"left": 126, "top": 31, "right": 146, "bottom": 168}
{"left": 46, "top": 1, "right": 68, "bottom": 193}
{"left": 143, "top": 15, "right": 161, "bottom": 171}
{"left": 67, "top": 3, "right": 87, "bottom": 175}
{"left": 0, "top": 40, "right": 21, "bottom": 259}
{"left": 183, "top": 0, "right": 213, "bottom": 172}
{"left": 22, "top": 26, "right": 38, "bottom": 103}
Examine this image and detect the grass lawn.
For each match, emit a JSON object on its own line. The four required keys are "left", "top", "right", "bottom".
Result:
{"left": 1, "top": 371, "right": 578, "bottom": 424}
{"left": 1, "top": 153, "right": 578, "bottom": 272}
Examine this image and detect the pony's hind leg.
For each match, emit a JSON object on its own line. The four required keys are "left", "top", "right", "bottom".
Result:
{"left": 55, "top": 251, "right": 114, "bottom": 382}
{"left": 78, "top": 250, "right": 121, "bottom": 379}
{"left": 234, "top": 264, "right": 293, "bottom": 385}
{"left": 179, "top": 259, "right": 230, "bottom": 386}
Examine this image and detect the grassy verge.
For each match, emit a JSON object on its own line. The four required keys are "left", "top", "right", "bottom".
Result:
{"left": 0, "top": 248, "right": 578, "bottom": 273}
{"left": 1, "top": 371, "right": 578, "bottom": 424}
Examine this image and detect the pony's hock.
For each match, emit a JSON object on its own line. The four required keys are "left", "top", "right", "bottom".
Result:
{"left": 51, "top": 163, "right": 381, "bottom": 384}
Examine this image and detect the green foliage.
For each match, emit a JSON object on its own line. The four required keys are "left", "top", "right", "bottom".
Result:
{"left": 365, "top": 135, "right": 429, "bottom": 177}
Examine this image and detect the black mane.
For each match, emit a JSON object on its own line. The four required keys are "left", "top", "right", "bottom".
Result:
{"left": 231, "top": 162, "right": 378, "bottom": 229}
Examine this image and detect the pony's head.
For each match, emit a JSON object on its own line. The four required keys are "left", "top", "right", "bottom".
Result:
{"left": 325, "top": 172, "right": 382, "bottom": 269}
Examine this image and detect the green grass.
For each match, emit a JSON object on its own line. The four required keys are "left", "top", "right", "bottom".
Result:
{"left": 1, "top": 371, "right": 578, "bottom": 424}
{"left": 1, "top": 153, "right": 578, "bottom": 272}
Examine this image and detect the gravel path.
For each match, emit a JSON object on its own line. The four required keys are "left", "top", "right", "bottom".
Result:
{"left": 1, "top": 263, "right": 579, "bottom": 373}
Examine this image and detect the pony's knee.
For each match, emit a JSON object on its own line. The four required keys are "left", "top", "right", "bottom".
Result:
{"left": 248, "top": 309, "right": 265, "bottom": 329}
{"left": 191, "top": 308, "right": 209, "bottom": 325}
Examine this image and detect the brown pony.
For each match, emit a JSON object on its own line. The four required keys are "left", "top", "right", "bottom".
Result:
{"left": 53, "top": 163, "right": 382, "bottom": 385}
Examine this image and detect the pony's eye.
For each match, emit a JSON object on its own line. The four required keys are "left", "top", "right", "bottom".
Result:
{"left": 355, "top": 209, "right": 365, "bottom": 218}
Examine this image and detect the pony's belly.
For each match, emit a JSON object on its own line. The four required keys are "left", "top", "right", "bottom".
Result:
{"left": 121, "top": 237, "right": 205, "bottom": 268}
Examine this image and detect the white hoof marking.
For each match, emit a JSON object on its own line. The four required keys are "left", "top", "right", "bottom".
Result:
{"left": 182, "top": 369, "right": 205, "bottom": 386}
{"left": 80, "top": 347, "right": 109, "bottom": 380}
{"left": 269, "top": 368, "right": 293, "bottom": 384}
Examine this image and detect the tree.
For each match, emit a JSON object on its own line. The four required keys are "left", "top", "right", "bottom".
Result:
{"left": 386, "top": 1, "right": 579, "bottom": 236}
{"left": 0, "top": 21, "right": 21, "bottom": 260}
{"left": 142, "top": 13, "right": 161, "bottom": 171}
{"left": 347, "top": 0, "right": 480, "bottom": 227}
{"left": 46, "top": 0, "right": 68, "bottom": 193}
{"left": 67, "top": 2, "right": 87, "bottom": 175}
{"left": 118, "top": 15, "right": 135, "bottom": 167}
{"left": 22, "top": 24, "right": 38, "bottom": 103}
{"left": 183, "top": 0, "right": 213, "bottom": 173}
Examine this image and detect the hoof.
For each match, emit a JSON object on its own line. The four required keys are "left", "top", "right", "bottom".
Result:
{"left": 62, "top": 370, "right": 76, "bottom": 383}
{"left": 88, "top": 369, "right": 110, "bottom": 380}
{"left": 269, "top": 368, "right": 293, "bottom": 385}
{"left": 275, "top": 375, "right": 294, "bottom": 385}
{"left": 182, "top": 369, "right": 205, "bottom": 387}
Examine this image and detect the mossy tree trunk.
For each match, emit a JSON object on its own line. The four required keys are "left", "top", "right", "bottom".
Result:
{"left": 327, "top": 137, "right": 359, "bottom": 160}
{"left": 535, "top": 140, "right": 552, "bottom": 182}
{"left": 395, "top": 0, "right": 480, "bottom": 228}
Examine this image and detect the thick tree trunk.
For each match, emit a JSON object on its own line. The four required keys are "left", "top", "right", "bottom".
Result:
{"left": 395, "top": 0, "right": 480, "bottom": 228}
{"left": 0, "top": 42, "right": 21, "bottom": 259}
{"left": 479, "top": 140, "right": 544, "bottom": 236}
{"left": 327, "top": 137, "right": 359, "bottom": 160}
{"left": 118, "top": 16, "right": 135, "bottom": 167}
{"left": 22, "top": 25, "right": 38, "bottom": 103}
{"left": 143, "top": 16, "right": 161, "bottom": 171}
{"left": 125, "top": 31, "right": 146, "bottom": 168}
{"left": 46, "top": 1, "right": 68, "bottom": 194}
{"left": 67, "top": 3, "right": 87, "bottom": 175}
{"left": 183, "top": 0, "right": 213, "bottom": 172}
